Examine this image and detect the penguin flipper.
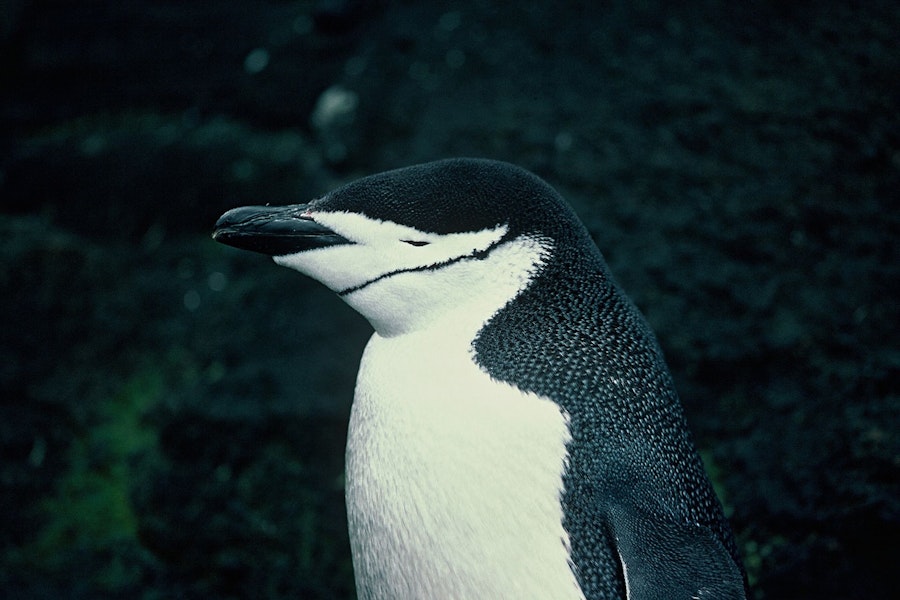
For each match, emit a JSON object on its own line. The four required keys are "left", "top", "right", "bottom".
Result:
{"left": 610, "top": 505, "right": 746, "bottom": 600}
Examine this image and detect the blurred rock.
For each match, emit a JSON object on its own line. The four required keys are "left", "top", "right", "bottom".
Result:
{"left": 311, "top": 85, "right": 360, "bottom": 165}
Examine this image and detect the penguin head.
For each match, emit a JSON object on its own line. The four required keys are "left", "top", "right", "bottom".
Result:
{"left": 213, "top": 158, "right": 594, "bottom": 336}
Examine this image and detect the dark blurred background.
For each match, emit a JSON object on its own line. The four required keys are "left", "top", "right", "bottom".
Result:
{"left": 1, "top": 1, "right": 897, "bottom": 598}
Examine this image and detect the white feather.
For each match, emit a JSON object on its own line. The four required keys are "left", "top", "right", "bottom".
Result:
{"left": 275, "top": 212, "right": 585, "bottom": 599}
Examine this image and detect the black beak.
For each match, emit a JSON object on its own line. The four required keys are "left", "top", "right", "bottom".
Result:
{"left": 212, "top": 204, "right": 351, "bottom": 256}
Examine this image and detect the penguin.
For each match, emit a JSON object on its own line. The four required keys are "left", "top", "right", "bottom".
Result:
{"left": 212, "top": 158, "right": 748, "bottom": 599}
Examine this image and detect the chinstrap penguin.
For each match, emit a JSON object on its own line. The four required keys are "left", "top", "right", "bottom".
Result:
{"left": 213, "top": 158, "right": 748, "bottom": 599}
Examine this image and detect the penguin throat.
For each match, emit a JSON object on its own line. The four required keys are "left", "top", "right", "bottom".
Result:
{"left": 340, "top": 234, "right": 553, "bottom": 338}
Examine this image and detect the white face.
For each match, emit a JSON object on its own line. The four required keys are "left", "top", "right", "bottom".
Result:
{"left": 274, "top": 210, "right": 551, "bottom": 337}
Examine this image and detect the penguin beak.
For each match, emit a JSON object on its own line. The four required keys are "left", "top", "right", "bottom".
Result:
{"left": 212, "top": 204, "right": 352, "bottom": 256}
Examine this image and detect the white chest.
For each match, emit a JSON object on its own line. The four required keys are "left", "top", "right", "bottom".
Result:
{"left": 345, "top": 326, "right": 585, "bottom": 600}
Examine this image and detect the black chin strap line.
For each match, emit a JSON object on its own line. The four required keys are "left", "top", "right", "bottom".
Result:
{"left": 337, "top": 230, "right": 517, "bottom": 297}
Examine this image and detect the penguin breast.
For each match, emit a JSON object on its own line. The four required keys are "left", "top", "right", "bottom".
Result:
{"left": 345, "top": 323, "right": 585, "bottom": 600}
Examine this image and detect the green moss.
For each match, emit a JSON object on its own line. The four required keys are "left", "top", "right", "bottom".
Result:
{"left": 699, "top": 448, "right": 733, "bottom": 518}
{"left": 26, "top": 368, "right": 163, "bottom": 586}
{"left": 742, "top": 535, "right": 787, "bottom": 589}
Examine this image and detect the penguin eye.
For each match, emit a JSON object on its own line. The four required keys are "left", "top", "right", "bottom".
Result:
{"left": 401, "top": 240, "right": 430, "bottom": 247}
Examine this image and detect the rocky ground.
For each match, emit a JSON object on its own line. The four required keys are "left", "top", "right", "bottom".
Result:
{"left": 1, "top": 1, "right": 897, "bottom": 598}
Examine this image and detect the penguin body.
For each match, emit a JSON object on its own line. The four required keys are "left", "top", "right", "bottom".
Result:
{"left": 213, "top": 158, "right": 748, "bottom": 599}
